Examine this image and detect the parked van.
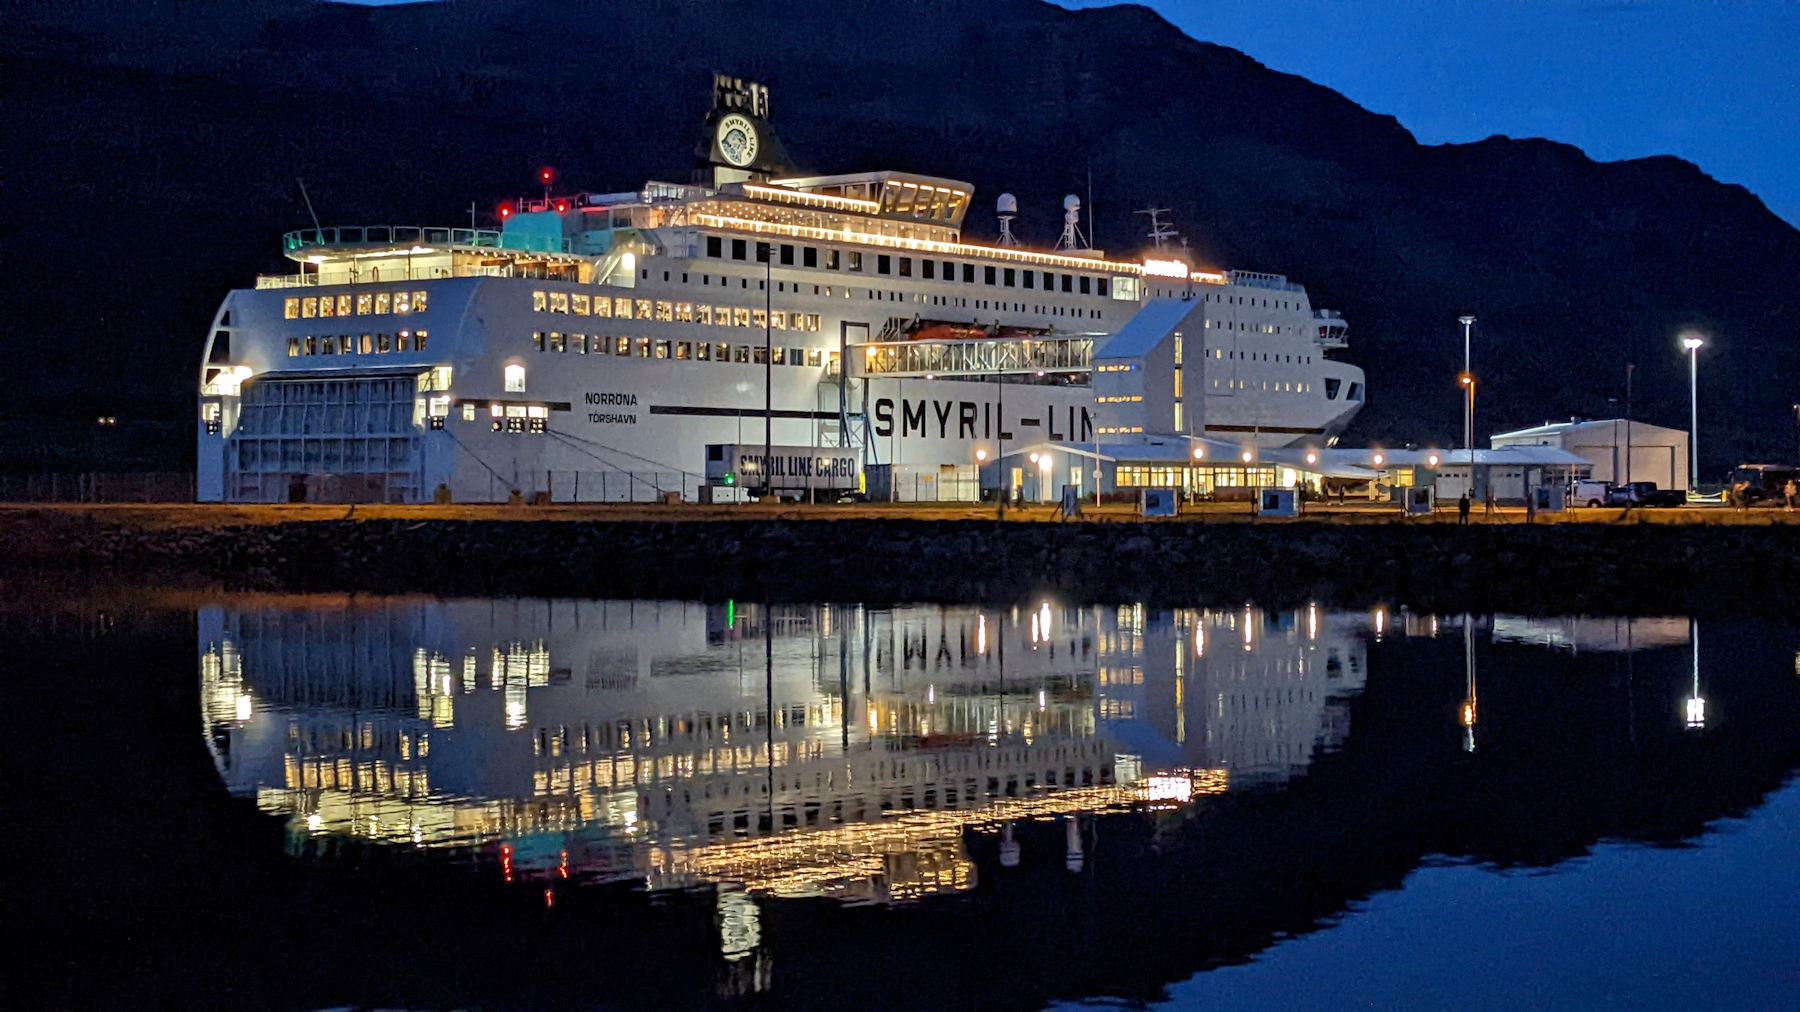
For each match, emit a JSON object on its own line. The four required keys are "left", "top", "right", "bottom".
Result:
{"left": 1572, "top": 479, "right": 1611, "bottom": 508}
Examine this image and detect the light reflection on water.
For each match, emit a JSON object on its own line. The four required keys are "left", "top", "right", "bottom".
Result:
{"left": 200, "top": 600, "right": 1385, "bottom": 898}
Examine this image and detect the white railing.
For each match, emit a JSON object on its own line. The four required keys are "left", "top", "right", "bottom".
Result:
{"left": 255, "top": 263, "right": 525, "bottom": 289}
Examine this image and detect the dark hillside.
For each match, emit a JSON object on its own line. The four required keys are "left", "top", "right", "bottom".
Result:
{"left": 3, "top": 0, "right": 1795, "bottom": 473}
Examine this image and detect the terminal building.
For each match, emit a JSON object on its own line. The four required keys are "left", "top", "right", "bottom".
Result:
{"left": 1490, "top": 418, "right": 1689, "bottom": 492}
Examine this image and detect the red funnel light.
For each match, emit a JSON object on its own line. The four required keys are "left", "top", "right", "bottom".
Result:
{"left": 539, "top": 167, "right": 555, "bottom": 185}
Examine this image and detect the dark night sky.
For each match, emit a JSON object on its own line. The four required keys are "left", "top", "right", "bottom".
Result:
{"left": 1053, "top": 0, "right": 1800, "bottom": 228}
{"left": 338, "top": 0, "right": 1799, "bottom": 226}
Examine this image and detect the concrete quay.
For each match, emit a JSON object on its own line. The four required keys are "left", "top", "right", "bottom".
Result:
{"left": 1, "top": 504, "right": 1795, "bottom": 617}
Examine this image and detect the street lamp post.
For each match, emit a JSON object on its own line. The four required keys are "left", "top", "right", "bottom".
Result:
{"left": 1681, "top": 334, "right": 1704, "bottom": 491}
{"left": 1458, "top": 315, "right": 1476, "bottom": 456}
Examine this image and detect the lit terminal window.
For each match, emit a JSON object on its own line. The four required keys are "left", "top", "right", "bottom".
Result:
{"left": 504, "top": 364, "right": 525, "bottom": 392}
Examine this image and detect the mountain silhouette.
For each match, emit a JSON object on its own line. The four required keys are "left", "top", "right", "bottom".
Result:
{"left": 4, "top": 0, "right": 1795, "bottom": 473}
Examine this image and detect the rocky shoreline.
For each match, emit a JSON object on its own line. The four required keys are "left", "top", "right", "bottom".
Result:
{"left": 3, "top": 512, "right": 1797, "bottom": 616}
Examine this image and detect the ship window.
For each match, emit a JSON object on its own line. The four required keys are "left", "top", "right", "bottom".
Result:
{"left": 614, "top": 297, "right": 631, "bottom": 318}
{"left": 318, "top": 296, "right": 335, "bottom": 318}
{"left": 788, "top": 347, "right": 803, "bottom": 365}
{"left": 805, "top": 314, "right": 821, "bottom": 331}
{"left": 770, "top": 311, "right": 787, "bottom": 330}
{"left": 826, "top": 249, "right": 841, "bottom": 270}
{"left": 1003, "top": 268, "right": 1016, "bottom": 287}
{"left": 985, "top": 266, "right": 997, "bottom": 285}
{"left": 807, "top": 349, "right": 823, "bottom": 367}
{"left": 353, "top": 293, "right": 370, "bottom": 315}
{"left": 573, "top": 334, "right": 587, "bottom": 354}
{"left": 734, "top": 307, "right": 751, "bottom": 327}
{"left": 654, "top": 340, "right": 670, "bottom": 359}
{"left": 734, "top": 345, "right": 749, "bottom": 363}
{"left": 718, "top": 343, "right": 732, "bottom": 361}
{"left": 319, "top": 336, "right": 334, "bottom": 355}
{"left": 374, "top": 292, "right": 391, "bottom": 314}
{"left": 549, "top": 332, "right": 565, "bottom": 353}
{"left": 754, "top": 346, "right": 770, "bottom": 365}
{"left": 1061, "top": 274, "right": 1072, "bottom": 292}
{"left": 655, "top": 300, "right": 673, "bottom": 322}
{"left": 696, "top": 305, "right": 712, "bottom": 326}
{"left": 1022, "top": 270, "right": 1034, "bottom": 289}
{"left": 283, "top": 298, "right": 299, "bottom": 320}
{"left": 753, "top": 309, "right": 768, "bottom": 329}
{"left": 1347, "top": 382, "right": 1363, "bottom": 402}
{"left": 300, "top": 297, "right": 317, "bottom": 319}
{"left": 771, "top": 347, "right": 785, "bottom": 365}
{"left": 572, "top": 294, "right": 590, "bottom": 316}
{"left": 803, "top": 246, "right": 818, "bottom": 268}
{"left": 731, "top": 239, "right": 747, "bottom": 260}
{"left": 547, "top": 292, "right": 567, "bottom": 314}
{"left": 716, "top": 305, "right": 733, "bottom": 325}
{"left": 286, "top": 338, "right": 299, "bottom": 357}
{"left": 1080, "top": 276, "right": 1091, "bottom": 294}
{"left": 462, "top": 403, "right": 476, "bottom": 422}
{"left": 707, "top": 236, "right": 722, "bottom": 258}
{"left": 899, "top": 257, "right": 913, "bottom": 277}
{"left": 636, "top": 338, "right": 651, "bottom": 358}
{"left": 849, "top": 252, "right": 863, "bottom": 271}
{"left": 335, "top": 295, "right": 351, "bottom": 317}
{"left": 780, "top": 244, "right": 795, "bottom": 266}
{"left": 398, "top": 331, "right": 413, "bottom": 352}
{"left": 696, "top": 341, "right": 711, "bottom": 361}
{"left": 675, "top": 302, "right": 694, "bottom": 322}
{"left": 504, "top": 364, "right": 525, "bottom": 393}
{"left": 877, "top": 255, "right": 891, "bottom": 275}
{"left": 533, "top": 331, "right": 545, "bottom": 352}
{"left": 616, "top": 336, "right": 630, "bottom": 356}
{"left": 377, "top": 333, "right": 390, "bottom": 353}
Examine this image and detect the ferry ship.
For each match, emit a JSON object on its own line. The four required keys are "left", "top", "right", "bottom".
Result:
{"left": 196, "top": 75, "right": 1365, "bottom": 503}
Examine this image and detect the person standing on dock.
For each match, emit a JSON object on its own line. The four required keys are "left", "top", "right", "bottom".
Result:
{"left": 1457, "top": 491, "right": 1471, "bottom": 526}
{"left": 1784, "top": 477, "right": 1797, "bottom": 512}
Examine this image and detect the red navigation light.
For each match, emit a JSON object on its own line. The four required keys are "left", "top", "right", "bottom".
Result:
{"left": 554, "top": 201, "right": 568, "bottom": 213}
{"left": 498, "top": 204, "right": 512, "bottom": 219}
{"left": 539, "top": 167, "right": 555, "bottom": 185}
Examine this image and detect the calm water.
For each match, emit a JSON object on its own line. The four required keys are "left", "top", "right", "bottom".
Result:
{"left": 10, "top": 594, "right": 1800, "bottom": 1008}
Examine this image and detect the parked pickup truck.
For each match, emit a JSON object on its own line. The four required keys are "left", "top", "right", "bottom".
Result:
{"left": 1605, "top": 481, "right": 1687, "bottom": 507}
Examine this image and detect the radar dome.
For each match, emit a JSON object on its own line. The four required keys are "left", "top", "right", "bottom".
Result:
{"left": 1063, "top": 194, "right": 1081, "bottom": 211}
{"left": 997, "top": 193, "right": 1018, "bottom": 214}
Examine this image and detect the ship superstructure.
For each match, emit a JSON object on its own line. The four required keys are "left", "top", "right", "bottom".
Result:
{"left": 197, "top": 75, "right": 1364, "bottom": 503}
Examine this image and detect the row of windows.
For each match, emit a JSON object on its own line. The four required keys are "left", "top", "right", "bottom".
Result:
{"left": 533, "top": 290, "right": 823, "bottom": 332}
{"left": 1114, "top": 465, "right": 1279, "bottom": 488}
{"left": 1213, "top": 349, "right": 1315, "bottom": 364}
{"left": 529, "top": 331, "right": 829, "bottom": 367}
{"left": 1207, "top": 319, "right": 1292, "bottom": 335}
{"left": 284, "top": 290, "right": 428, "bottom": 320}
{"left": 1095, "top": 395, "right": 1143, "bottom": 403}
{"left": 704, "top": 235, "right": 1115, "bottom": 296}
{"left": 1204, "top": 292, "right": 1301, "bottom": 311}
{"left": 285, "top": 330, "right": 430, "bottom": 357}
{"left": 1095, "top": 426, "right": 1145, "bottom": 435}
{"left": 1211, "top": 379, "right": 1314, "bottom": 393}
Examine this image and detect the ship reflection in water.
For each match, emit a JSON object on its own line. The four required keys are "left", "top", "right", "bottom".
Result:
{"left": 171, "top": 598, "right": 1800, "bottom": 1006}
{"left": 199, "top": 600, "right": 1371, "bottom": 903}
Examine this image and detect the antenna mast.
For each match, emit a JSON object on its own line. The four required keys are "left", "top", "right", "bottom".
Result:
{"left": 297, "top": 178, "right": 324, "bottom": 241}
{"left": 1136, "top": 206, "right": 1176, "bottom": 250}
{"left": 996, "top": 193, "right": 1020, "bottom": 247}
{"left": 1055, "top": 194, "right": 1086, "bottom": 252}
